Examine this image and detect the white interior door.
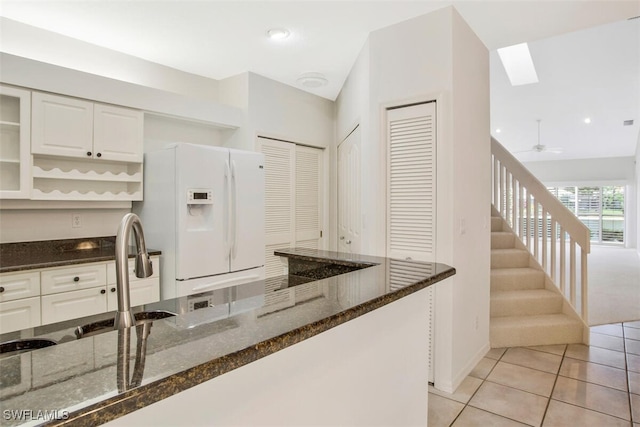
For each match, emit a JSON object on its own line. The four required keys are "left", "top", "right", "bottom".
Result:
{"left": 386, "top": 102, "right": 436, "bottom": 262}
{"left": 385, "top": 101, "right": 436, "bottom": 383}
{"left": 337, "top": 126, "right": 361, "bottom": 254}
{"left": 295, "top": 145, "right": 323, "bottom": 250}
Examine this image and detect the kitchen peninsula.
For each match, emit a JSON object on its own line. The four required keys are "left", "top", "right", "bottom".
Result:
{"left": 0, "top": 248, "right": 454, "bottom": 426}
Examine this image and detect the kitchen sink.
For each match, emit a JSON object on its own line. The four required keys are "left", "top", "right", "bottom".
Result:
{"left": 75, "top": 310, "right": 177, "bottom": 339}
{"left": 0, "top": 338, "right": 57, "bottom": 356}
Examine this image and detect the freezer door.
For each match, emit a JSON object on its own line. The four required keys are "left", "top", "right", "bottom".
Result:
{"left": 229, "top": 149, "right": 265, "bottom": 272}
{"left": 176, "top": 144, "right": 230, "bottom": 279}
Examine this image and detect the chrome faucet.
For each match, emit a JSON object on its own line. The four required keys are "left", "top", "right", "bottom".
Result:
{"left": 114, "top": 213, "right": 153, "bottom": 330}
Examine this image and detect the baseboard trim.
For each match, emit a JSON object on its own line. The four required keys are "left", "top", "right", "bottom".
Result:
{"left": 434, "top": 340, "right": 490, "bottom": 394}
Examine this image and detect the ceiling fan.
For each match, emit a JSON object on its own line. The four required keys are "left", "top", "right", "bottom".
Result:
{"left": 514, "top": 119, "right": 563, "bottom": 154}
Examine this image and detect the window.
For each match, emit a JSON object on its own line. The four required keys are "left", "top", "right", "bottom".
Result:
{"left": 547, "top": 185, "right": 625, "bottom": 244}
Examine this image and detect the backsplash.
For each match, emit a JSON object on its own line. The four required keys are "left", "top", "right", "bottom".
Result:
{"left": 0, "top": 209, "right": 129, "bottom": 243}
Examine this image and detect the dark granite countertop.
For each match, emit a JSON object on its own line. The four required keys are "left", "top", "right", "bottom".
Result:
{"left": 0, "top": 249, "right": 455, "bottom": 426}
{"left": 0, "top": 237, "right": 162, "bottom": 273}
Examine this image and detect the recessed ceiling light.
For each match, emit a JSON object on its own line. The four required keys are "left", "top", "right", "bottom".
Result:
{"left": 497, "top": 43, "right": 539, "bottom": 86}
{"left": 496, "top": 128, "right": 502, "bottom": 133}
{"left": 267, "top": 28, "right": 290, "bottom": 40}
{"left": 584, "top": 118, "right": 592, "bottom": 124}
{"left": 297, "top": 72, "right": 328, "bottom": 88}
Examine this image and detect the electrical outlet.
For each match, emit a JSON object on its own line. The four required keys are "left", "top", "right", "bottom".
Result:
{"left": 72, "top": 213, "right": 82, "bottom": 228}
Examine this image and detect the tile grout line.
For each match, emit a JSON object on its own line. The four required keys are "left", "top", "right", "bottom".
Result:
{"left": 624, "top": 324, "right": 635, "bottom": 424}
{"left": 446, "top": 350, "right": 504, "bottom": 427}
{"left": 538, "top": 344, "right": 568, "bottom": 427}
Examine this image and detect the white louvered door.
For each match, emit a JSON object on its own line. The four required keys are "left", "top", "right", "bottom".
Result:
{"left": 295, "top": 145, "right": 323, "bottom": 250}
{"left": 387, "top": 102, "right": 436, "bottom": 262}
{"left": 386, "top": 101, "right": 436, "bottom": 383}
{"left": 258, "top": 138, "right": 295, "bottom": 279}
{"left": 259, "top": 137, "right": 324, "bottom": 278}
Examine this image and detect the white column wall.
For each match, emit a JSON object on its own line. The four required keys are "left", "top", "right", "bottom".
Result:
{"left": 335, "top": 6, "right": 490, "bottom": 392}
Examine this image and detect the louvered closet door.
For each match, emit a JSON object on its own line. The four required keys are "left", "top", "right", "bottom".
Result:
{"left": 259, "top": 138, "right": 324, "bottom": 278}
{"left": 295, "top": 145, "right": 323, "bottom": 250}
{"left": 386, "top": 101, "right": 436, "bottom": 383}
{"left": 387, "top": 102, "right": 436, "bottom": 262}
{"left": 258, "top": 137, "right": 295, "bottom": 279}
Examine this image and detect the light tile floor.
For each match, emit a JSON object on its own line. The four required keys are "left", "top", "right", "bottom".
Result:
{"left": 429, "top": 321, "right": 640, "bottom": 427}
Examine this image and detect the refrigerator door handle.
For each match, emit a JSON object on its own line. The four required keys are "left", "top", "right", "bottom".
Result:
{"left": 231, "top": 160, "right": 238, "bottom": 259}
{"left": 224, "top": 160, "right": 232, "bottom": 259}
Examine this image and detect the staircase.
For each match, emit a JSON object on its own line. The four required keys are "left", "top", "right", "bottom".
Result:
{"left": 490, "top": 212, "right": 584, "bottom": 348}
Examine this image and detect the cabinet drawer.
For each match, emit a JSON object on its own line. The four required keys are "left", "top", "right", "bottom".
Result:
{"left": 107, "top": 277, "right": 160, "bottom": 312}
{"left": 0, "top": 271, "right": 40, "bottom": 302}
{"left": 41, "top": 287, "right": 107, "bottom": 324}
{"left": 0, "top": 297, "right": 41, "bottom": 334}
{"left": 41, "top": 263, "right": 107, "bottom": 295}
{"left": 107, "top": 255, "right": 159, "bottom": 284}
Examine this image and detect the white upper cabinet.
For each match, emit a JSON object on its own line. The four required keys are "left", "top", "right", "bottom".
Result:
{"left": 31, "top": 92, "right": 94, "bottom": 158}
{"left": 31, "top": 92, "right": 142, "bottom": 162}
{"left": 93, "top": 103, "right": 143, "bottom": 162}
{"left": 28, "top": 91, "right": 144, "bottom": 201}
{"left": 0, "top": 85, "right": 32, "bottom": 199}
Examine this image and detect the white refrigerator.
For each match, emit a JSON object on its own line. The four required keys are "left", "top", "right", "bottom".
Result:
{"left": 134, "top": 143, "right": 265, "bottom": 299}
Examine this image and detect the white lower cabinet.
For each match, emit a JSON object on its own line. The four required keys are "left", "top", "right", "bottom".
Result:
{"left": 41, "top": 263, "right": 107, "bottom": 295}
{"left": 41, "top": 287, "right": 108, "bottom": 325}
{"left": 0, "top": 256, "right": 160, "bottom": 332}
{"left": 107, "top": 277, "right": 160, "bottom": 312}
{"left": 106, "top": 255, "right": 160, "bottom": 311}
{"left": 0, "top": 297, "right": 41, "bottom": 334}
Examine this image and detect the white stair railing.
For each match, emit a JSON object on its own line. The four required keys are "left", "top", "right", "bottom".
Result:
{"left": 492, "top": 137, "right": 591, "bottom": 323}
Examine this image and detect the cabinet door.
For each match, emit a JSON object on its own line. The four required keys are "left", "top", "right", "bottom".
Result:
{"left": 0, "top": 297, "right": 41, "bottom": 334}
{"left": 0, "top": 85, "right": 31, "bottom": 199}
{"left": 107, "top": 278, "right": 160, "bottom": 311}
{"left": 0, "top": 271, "right": 40, "bottom": 302}
{"left": 31, "top": 92, "right": 93, "bottom": 158}
{"left": 93, "top": 104, "right": 143, "bottom": 162}
{"left": 41, "top": 287, "right": 107, "bottom": 324}
{"left": 41, "top": 263, "right": 107, "bottom": 295}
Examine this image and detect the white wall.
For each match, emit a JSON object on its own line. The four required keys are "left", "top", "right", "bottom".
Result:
{"left": 637, "top": 133, "right": 640, "bottom": 256}
{"left": 0, "top": 209, "right": 130, "bottom": 243}
{"left": 0, "top": 17, "right": 219, "bottom": 101}
{"left": 335, "top": 6, "right": 490, "bottom": 393}
{"left": 523, "top": 157, "right": 635, "bottom": 183}
{"left": 219, "top": 72, "right": 334, "bottom": 152}
{"left": 333, "top": 41, "right": 370, "bottom": 252}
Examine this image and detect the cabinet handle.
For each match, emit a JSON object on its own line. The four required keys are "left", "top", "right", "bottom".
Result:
{"left": 86, "top": 151, "right": 92, "bottom": 157}
{"left": 96, "top": 152, "right": 102, "bottom": 158}
{"left": 73, "top": 276, "right": 80, "bottom": 282}
{"left": 100, "top": 289, "right": 106, "bottom": 294}
{"left": 0, "top": 287, "right": 4, "bottom": 293}
{"left": 110, "top": 287, "right": 116, "bottom": 293}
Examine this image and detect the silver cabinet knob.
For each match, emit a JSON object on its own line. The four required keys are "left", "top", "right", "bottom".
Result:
{"left": 346, "top": 240, "right": 352, "bottom": 244}
{"left": 340, "top": 236, "right": 345, "bottom": 240}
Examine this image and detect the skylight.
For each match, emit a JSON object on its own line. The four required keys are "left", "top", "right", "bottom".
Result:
{"left": 497, "top": 43, "right": 539, "bottom": 86}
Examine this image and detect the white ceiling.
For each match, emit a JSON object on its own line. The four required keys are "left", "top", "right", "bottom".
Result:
{"left": 0, "top": 1, "right": 639, "bottom": 161}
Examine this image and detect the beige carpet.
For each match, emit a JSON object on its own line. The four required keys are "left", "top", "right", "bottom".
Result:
{"left": 587, "top": 245, "right": 640, "bottom": 326}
